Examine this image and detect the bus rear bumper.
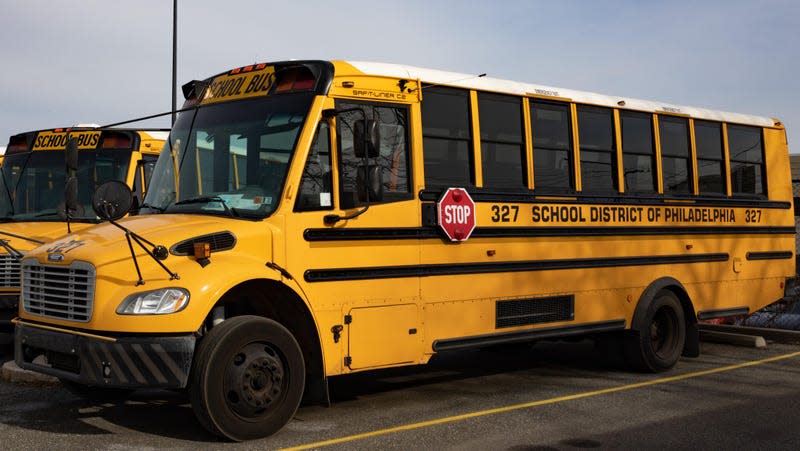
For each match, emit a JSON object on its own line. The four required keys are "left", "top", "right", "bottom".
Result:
{"left": 15, "top": 322, "right": 195, "bottom": 389}
{"left": 783, "top": 276, "right": 800, "bottom": 302}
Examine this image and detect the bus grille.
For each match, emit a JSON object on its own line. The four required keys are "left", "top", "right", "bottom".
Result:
{"left": 496, "top": 295, "right": 574, "bottom": 328}
{"left": 22, "top": 261, "right": 95, "bottom": 322}
{"left": 0, "top": 254, "right": 21, "bottom": 288}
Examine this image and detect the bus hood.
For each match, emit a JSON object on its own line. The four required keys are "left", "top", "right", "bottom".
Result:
{"left": 0, "top": 221, "right": 87, "bottom": 253}
{"left": 24, "top": 214, "right": 270, "bottom": 270}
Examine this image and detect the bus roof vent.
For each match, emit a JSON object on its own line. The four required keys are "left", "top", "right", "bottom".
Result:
{"left": 170, "top": 231, "right": 237, "bottom": 256}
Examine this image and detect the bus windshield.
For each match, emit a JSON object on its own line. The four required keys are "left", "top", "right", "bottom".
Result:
{"left": 0, "top": 149, "right": 132, "bottom": 221}
{"left": 143, "top": 94, "right": 313, "bottom": 219}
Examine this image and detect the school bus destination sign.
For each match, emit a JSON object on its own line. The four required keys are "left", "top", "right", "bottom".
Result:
{"left": 483, "top": 203, "right": 771, "bottom": 227}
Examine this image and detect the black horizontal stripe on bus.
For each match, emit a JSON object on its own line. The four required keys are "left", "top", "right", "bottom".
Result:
{"left": 746, "top": 251, "right": 794, "bottom": 261}
{"left": 303, "top": 252, "right": 729, "bottom": 282}
{"left": 432, "top": 320, "right": 626, "bottom": 352}
{"left": 303, "top": 226, "right": 796, "bottom": 242}
{"left": 417, "top": 190, "right": 791, "bottom": 210}
{"left": 696, "top": 307, "right": 750, "bottom": 321}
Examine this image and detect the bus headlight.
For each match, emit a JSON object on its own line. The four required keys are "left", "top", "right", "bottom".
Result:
{"left": 117, "top": 288, "right": 190, "bottom": 315}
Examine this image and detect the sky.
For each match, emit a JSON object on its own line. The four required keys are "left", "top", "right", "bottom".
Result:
{"left": 1, "top": 0, "right": 798, "bottom": 152}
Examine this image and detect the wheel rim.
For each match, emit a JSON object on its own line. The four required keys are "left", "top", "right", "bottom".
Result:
{"left": 649, "top": 306, "right": 678, "bottom": 359}
{"left": 223, "top": 342, "right": 287, "bottom": 420}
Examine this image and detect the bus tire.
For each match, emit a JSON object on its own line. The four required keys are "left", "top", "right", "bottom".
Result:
{"left": 189, "top": 315, "right": 305, "bottom": 441}
{"left": 624, "top": 290, "right": 686, "bottom": 372}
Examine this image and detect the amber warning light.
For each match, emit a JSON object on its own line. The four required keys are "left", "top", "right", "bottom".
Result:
{"left": 194, "top": 242, "right": 212, "bottom": 268}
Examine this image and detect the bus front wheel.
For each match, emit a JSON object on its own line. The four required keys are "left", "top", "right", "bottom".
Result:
{"left": 189, "top": 315, "right": 305, "bottom": 441}
{"left": 624, "top": 290, "right": 686, "bottom": 372}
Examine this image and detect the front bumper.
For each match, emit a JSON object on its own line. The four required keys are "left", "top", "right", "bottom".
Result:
{"left": 15, "top": 321, "right": 196, "bottom": 389}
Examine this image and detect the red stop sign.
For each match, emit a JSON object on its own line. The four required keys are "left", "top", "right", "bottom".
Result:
{"left": 437, "top": 187, "right": 476, "bottom": 242}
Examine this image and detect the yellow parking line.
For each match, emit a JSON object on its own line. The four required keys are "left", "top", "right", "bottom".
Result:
{"left": 282, "top": 350, "right": 800, "bottom": 450}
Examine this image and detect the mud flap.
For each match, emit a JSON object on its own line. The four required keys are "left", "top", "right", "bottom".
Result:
{"left": 682, "top": 321, "right": 700, "bottom": 358}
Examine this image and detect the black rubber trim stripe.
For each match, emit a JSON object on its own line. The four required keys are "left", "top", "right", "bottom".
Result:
{"left": 304, "top": 226, "right": 796, "bottom": 242}
{"left": 746, "top": 251, "right": 794, "bottom": 261}
{"left": 418, "top": 190, "right": 790, "bottom": 209}
{"left": 304, "top": 252, "right": 729, "bottom": 282}
{"left": 432, "top": 319, "right": 626, "bottom": 352}
{"left": 696, "top": 307, "right": 750, "bottom": 320}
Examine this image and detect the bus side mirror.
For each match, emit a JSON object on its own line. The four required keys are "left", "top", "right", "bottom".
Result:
{"left": 92, "top": 180, "right": 133, "bottom": 221}
{"left": 65, "top": 138, "right": 78, "bottom": 171}
{"left": 354, "top": 120, "right": 380, "bottom": 158}
{"left": 357, "top": 165, "right": 383, "bottom": 202}
{"left": 61, "top": 177, "right": 84, "bottom": 218}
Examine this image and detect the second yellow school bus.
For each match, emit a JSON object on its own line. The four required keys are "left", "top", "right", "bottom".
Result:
{"left": 14, "top": 60, "right": 795, "bottom": 440}
{"left": 0, "top": 127, "right": 165, "bottom": 339}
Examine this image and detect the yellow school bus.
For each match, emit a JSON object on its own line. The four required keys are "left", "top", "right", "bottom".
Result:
{"left": 0, "top": 127, "right": 166, "bottom": 338}
{"left": 13, "top": 61, "right": 795, "bottom": 440}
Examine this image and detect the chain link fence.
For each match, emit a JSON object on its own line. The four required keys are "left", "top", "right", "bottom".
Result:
{"left": 735, "top": 179, "right": 800, "bottom": 330}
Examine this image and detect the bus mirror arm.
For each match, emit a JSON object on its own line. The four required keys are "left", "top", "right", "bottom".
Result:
{"left": 106, "top": 218, "right": 179, "bottom": 286}
{"left": 92, "top": 181, "right": 178, "bottom": 285}
{"left": 64, "top": 138, "right": 79, "bottom": 234}
{"left": 0, "top": 239, "right": 24, "bottom": 260}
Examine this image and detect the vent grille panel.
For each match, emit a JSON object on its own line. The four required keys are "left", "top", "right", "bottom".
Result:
{"left": 496, "top": 295, "right": 574, "bottom": 329}
{"left": 171, "top": 231, "right": 236, "bottom": 256}
{"left": 0, "top": 254, "right": 21, "bottom": 288}
{"left": 22, "top": 261, "right": 95, "bottom": 322}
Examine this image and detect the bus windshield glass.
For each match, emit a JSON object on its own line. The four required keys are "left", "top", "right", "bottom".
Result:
{"left": 0, "top": 148, "right": 132, "bottom": 221}
{"left": 143, "top": 94, "right": 313, "bottom": 219}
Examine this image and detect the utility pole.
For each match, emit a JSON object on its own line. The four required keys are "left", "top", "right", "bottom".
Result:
{"left": 171, "top": 0, "right": 177, "bottom": 125}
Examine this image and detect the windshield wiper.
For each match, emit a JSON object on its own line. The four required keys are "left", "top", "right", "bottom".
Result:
{"left": 34, "top": 211, "right": 61, "bottom": 218}
{"left": 174, "top": 196, "right": 240, "bottom": 217}
{"left": 139, "top": 202, "right": 166, "bottom": 213}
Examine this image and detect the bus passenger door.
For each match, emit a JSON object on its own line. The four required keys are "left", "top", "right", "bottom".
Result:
{"left": 285, "top": 100, "right": 422, "bottom": 372}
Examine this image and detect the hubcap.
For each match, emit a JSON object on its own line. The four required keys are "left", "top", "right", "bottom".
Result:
{"left": 224, "top": 342, "right": 286, "bottom": 418}
{"left": 650, "top": 306, "right": 677, "bottom": 358}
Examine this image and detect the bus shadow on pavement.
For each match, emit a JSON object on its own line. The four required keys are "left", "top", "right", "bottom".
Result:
{"left": 327, "top": 337, "right": 628, "bottom": 403}
{"left": 0, "top": 382, "right": 219, "bottom": 442}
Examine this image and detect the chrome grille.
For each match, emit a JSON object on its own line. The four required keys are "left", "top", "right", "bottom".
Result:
{"left": 0, "top": 253, "right": 21, "bottom": 288}
{"left": 22, "top": 260, "right": 95, "bottom": 322}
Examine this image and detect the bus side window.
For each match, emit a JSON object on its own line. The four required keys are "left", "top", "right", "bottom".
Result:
{"left": 531, "top": 100, "right": 574, "bottom": 192}
{"left": 728, "top": 124, "right": 766, "bottom": 197}
{"left": 577, "top": 105, "right": 617, "bottom": 193}
{"left": 479, "top": 92, "right": 526, "bottom": 189}
{"left": 142, "top": 156, "right": 158, "bottom": 189}
{"left": 295, "top": 122, "right": 333, "bottom": 211}
{"left": 422, "top": 87, "right": 473, "bottom": 188}
{"left": 694, "top": 120, "right": 726, "bottom": 195}
{"left": 135, "top": 154, "right": 158, "bottom": 201}
{"left": 659, "top": 116, "right": 693, "bottom": 195}
{"left": 336, "top": 102, "right": 411, "bottom": 209}
{"left": 620, "top": 111, "right": 657, "bottom": 193}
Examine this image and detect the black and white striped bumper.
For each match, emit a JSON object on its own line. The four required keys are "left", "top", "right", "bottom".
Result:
{"left": 15, "top": 322, "right": 195, "bottom": 389}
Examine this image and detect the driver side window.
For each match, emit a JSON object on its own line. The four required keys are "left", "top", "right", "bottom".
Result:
{"left": 336, "top": 101, "right": 411, "bottom": 209}
{"left": 295, "top": 123, "right": 333, "bottom": 211}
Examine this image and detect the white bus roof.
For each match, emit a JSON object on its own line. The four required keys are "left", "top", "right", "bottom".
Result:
{"left": 344, "top": 61, "right": 777, "bottom": 128}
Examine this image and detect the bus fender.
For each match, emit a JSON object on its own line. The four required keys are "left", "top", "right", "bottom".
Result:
{"left": 630, "top": 277, "right": 699, "bottom": 358}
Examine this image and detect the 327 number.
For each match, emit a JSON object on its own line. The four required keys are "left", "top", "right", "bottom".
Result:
{"left": 745, "top": 209, "right": 762, "bottom": 223}
{"left": 491, "top": 205, "right": 519, "bottom": 222}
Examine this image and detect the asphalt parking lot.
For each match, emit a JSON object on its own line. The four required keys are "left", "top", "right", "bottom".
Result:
{"left": 2, "top": 337, "right": 800, "bottom": 450}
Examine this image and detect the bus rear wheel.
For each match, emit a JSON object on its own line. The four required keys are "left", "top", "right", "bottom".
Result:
{"left": 189, "top": 315, "right": 305, "bottom": 441}
{"left": 625, "top": 290, "right": 686, "bottom": 372}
